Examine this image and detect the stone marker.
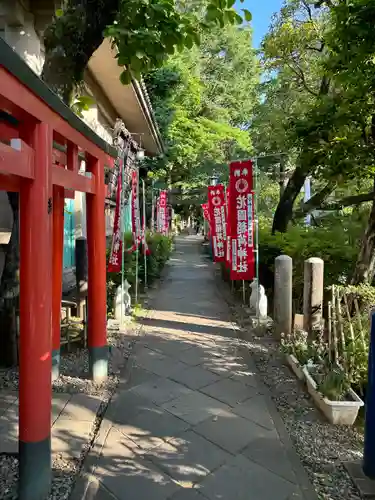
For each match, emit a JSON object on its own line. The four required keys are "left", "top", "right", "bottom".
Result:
{"left": 303, "top": 257, "right": 324, "bottom": 337}
{"left": 274, "top": 255, "right": 292, "bottom": 338}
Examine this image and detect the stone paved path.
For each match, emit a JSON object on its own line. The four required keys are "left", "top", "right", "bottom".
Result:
{"left": 75, "top": 236, "right": 316, "bottom": 500}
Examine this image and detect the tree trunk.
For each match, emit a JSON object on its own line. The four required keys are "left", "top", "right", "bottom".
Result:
{"left": 0, "top": 0, "right": 120, "bottom": 365}
{"left": 351, "top": 177, "right": 375, "bottom": 285}
{"left": 272, "top": 165, "right": 307, "bottom": 234}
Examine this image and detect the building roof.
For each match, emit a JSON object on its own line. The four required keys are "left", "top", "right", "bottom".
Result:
{"left": 88, "top": 39, "right": 164, "bottom": 156}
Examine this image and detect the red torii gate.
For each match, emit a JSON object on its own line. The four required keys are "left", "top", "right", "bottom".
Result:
{"left": 0, "top": 40, "right": 115, "bottom": 500}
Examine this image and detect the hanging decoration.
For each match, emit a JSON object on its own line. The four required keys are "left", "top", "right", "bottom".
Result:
{"left": 207, "top": 184, "right": 226, "bottom": 262}
{"left": 107, "top": 166, "right": 123, "bottom": 272}
{"left": 228, "top": 160, "right": 255, "bottom": 280}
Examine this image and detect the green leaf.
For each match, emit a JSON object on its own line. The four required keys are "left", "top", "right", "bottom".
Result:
{"left": 205, "top": 6, "right": 220, "bottom": 22}
{"left": 242, "top": 9, "right": 252, "bottom": 22}
{"left": 55, "top": 8, "right": 63, "bottom": 17}
{"left": 120, "top": 70, "right": 132, "bottom": 85}
{"left": 227, "top": 0, "right": 236, "bottom": 7}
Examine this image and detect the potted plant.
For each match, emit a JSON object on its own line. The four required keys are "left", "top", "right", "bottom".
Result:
{"left": 281, "top": 329, "right": 324, "bottom": 381}
{"left": 303, "top": 361, "right": 364, "bottom": 425}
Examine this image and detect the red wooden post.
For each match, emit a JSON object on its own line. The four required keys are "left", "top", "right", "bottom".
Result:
{"left": 19, "top": 122, "right": 53, "bottom": 499}
{"left": 86, "top": 155, "right": 108, "bottom": 381}
{"left": 52, "top": 185, "right": 65, "bottom": 380}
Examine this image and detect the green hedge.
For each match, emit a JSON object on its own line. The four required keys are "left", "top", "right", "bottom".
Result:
{"left": 259, "top": 224, "right": 360, "bottom": 310}
{"left": 106, "top": 232, "right": 173, "bottom": 311}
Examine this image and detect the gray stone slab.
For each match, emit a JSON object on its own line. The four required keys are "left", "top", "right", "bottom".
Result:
{"left": 132, "top": 377, "right": 193, "bottom": 406}
{"left": 344, "top": 461, "right": 375, "bottom": 498}
{"left": 142, "top": 337, "right": 195, "bottom": 357}
{"left": 230, "top": 395, "right": 274, "bottom": 430}
{"left": 52, "top": 419, "right": 93, "bottom": 459}
{"left": 116, "top": 405, "right": 190, "bottom": 451}
{"left": 202, "top": 356, "right": 249, "bottom": 378}
{"left": 169, "top": 488, "right": 207, "bottom": 500}
{"left": 175, "top": 346, "right": 213, "bottom": 367}
{"left": 51, "top": 394, "right": 72, "bottom": 423}
{"left": 242, "top": 431, "right": 297, "bottom": 483}
{"left": 192, "top": 411, "right": 277, "bottom": 455}
{"left": 162, "top": 391, "right": 231, "bottom": 425}
{"left": 117, "top": 364, "right": 155, "bottom": 391}
{"left": 0, "top": 391, "right": 17, "bottom": 416}
{"left": 199, "top": 454, "right": 299, "bottom": 500}
{"left": 96, "top": 428, "right": 179, "bottom": 500}
{"left": 135, "top": 348, "right": 188, "bottom": 378}
{"left": 0, "top": 421, "right": 18, "bottom": 454}
{"left": 70, "top": 474, "right": 119, "bottom": 500}
{"left": 200, "top": 378, "right": 259, "bottom": 407}
{"left": 58, "top": 394, "right": 101, "bottom": 421}
{"left": 107, "top": 389, "right": 157, "bottom": 425}
{"left": 144, "top": 430, "right": 230, "bottom": 486}
{"left": 169, "top": 365, "right": 221, "bottom": 390}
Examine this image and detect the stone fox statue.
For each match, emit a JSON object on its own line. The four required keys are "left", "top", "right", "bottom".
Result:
{"left": 249, "top": 279, "right": 268, "bottom": 319}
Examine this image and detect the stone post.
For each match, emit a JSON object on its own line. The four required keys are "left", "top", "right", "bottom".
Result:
{"left": 303, "top": 257, "right": 324, "bottom": 337}
{"left": 274, "top": 255, "right": 292, "bottom": 339}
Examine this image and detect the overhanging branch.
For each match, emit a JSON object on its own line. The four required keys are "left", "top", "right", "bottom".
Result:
{"left": 294, "top": 189, "right": 375, "bottom": 219}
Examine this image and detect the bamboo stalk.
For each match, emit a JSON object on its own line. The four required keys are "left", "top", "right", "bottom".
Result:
{"left": 332, "top": 286, "right": 339, "bottom": 363}
{"left": 327, "top": 300, "right": 332, "bottom": 363}
{"left": 335, "top": 287, "right": 347, "bottom": 368}
{"left": 343, "top": 291, "right": 355, "bottom": 343}
{"left": 354, "top": 297, "right": 366, "bottom": 348}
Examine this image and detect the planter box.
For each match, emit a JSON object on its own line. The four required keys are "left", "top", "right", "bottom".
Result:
{"left": 303, "top": 365, "right": 364, "bottom": 426}
{"left": 286, "top": 354, "right": 305, "bottom": 381}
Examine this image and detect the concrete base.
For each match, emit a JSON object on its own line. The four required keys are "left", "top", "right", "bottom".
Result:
{"left": 19, "top": 437, "right": 51, "bottom": 500}
{"left": 89, "top": 345, "right": 109, "bottom": 382}
{"left": 345, "top": 461, "right": 375, "bottom": 498}
{"left": 51, "top": 349, "right": 60, "bottom": 381}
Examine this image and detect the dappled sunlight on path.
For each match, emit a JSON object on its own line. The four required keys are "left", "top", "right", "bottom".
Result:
{"left": 73, "top": 236, "right": 316, "bottom": 500}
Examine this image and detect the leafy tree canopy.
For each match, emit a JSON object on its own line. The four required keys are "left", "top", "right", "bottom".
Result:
{"left": 144, "top": 24, "right": 259, "bottom": 189}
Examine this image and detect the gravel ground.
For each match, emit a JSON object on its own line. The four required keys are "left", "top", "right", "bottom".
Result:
{"left": 217, "top": 274, "right": 364, "bottom": 500}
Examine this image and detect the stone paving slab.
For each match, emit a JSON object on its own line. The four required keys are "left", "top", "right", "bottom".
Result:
{"left": 70, "top": 236, "right": 317, "bottom": 500}
{"left": 0, "top": 392, "right": 100, "bottom": 457}
{"left": 197, "top": 454, "right": 300, "bottom": 500}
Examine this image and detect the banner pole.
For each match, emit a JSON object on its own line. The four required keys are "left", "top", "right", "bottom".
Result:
{"left": 120, "top": 144, "right": 129, "bottom": 326}
{"left": 135, "top": 169, "right": 139, "bottom": 305}
{"left": 254, "top": 157, "right": 260, "bottom": 324}
{"left": 142, "top": 179, "right": 148, "bottom": 290}
{"left": 242, "top": 280, "right": 246, "bottom": 304}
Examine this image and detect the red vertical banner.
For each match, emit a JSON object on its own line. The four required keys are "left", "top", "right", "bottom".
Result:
{"left": 208, "top": 184, "right": 226, "bottom": 262}
{"left": 228, "top": 160, "right": 255, "bottom": 280}
{"left": 131, "top": 169, "right": 140, "bottom": 246}
{"left": 201, "top": 203, "right": 210, "bottom": 222}
{"left": 225, "top": 187, "right": 231, "bottom": 269}
{"left": 158, "top": 190, "right": 168, "bottom": 235}
{"left": 108, "top": 169, "right": 122, "bottom": 272}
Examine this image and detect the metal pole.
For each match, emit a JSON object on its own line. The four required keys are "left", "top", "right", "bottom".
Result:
{"left": 142, "top": 179, "right": 147, "bottom": 290}
{"left": 242, "top": 280, "right": 246, "bottom": 304}
{"left": 363, "top": 311, "right": 375, "bottom": 478}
